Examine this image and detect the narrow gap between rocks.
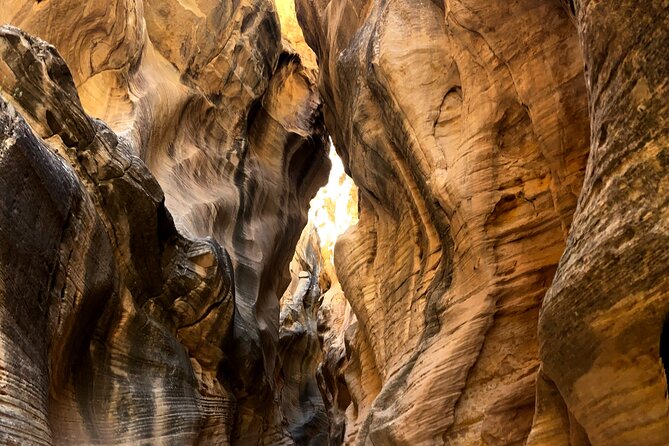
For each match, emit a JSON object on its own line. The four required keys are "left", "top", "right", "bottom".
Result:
{"left": 306, "top": 140, "right": 358, "bottom": 275}
{"left": 661, "top": 315, "right": 669, "bottom": 395}
{"left": 277, "top": 140, "right": 358, "bottom": 444}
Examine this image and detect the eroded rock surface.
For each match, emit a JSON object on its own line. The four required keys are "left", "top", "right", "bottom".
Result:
{"left": 1, "top": 0, "right": 668, "bottom": 445}
{"left": 296, "top": 0, "right": 669, "bottom": 444}
{"left": 315, "top": 276, "right": 355, "bottom": 445}
{"left": 0, "top": 0, "right": 328, "bottom": 442}
{"left": 296, "top": 0, "right": 591, "bottom": 443}
{"left": 0, "top": 27, "right": 235, "bottom": 444}
{"left": 530, "top": 1, "right": 669, "bottom": 444}
{"left": 277, "top": 226, "right": 329, "bottom": 446}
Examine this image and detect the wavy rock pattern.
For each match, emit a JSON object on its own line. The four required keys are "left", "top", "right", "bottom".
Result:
{"left": 296, "top": 0, "right": 591, "bottom": 443}
{"left": 0, "top": 0, "right": 328, "bottom": 442}
{"left": 277, "top": 226, "right": 329, "bottom": 446}
{"left": 297, "top": 0, "right": 669, "bottom": 444}
{"left": 530, "top": 1, "right": 669, "bottom": 444}
{"left": 1, "top": 0, "right": 668, "bottom": 445}
{"left": 0, "top": 27, "right": 235, "bottom": 444}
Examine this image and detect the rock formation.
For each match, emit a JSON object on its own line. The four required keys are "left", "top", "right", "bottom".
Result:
{"left": 1, "top": 0, "right": 668, "bottom": 445}
{"left": 530, "top": 1, "right": 669, "bottom": 444}
{"left": 315, "top": 272, "right": 355, "bottom": 445}
{"left": 297, "top": 0, "right": 669, "bottom": 444}
{"left": 0, "top": 28, "right": 236, "bottom": 443}
{"left": 296, "top": 0, "right": 590, "bottom": 443}
{"left": 0, "top": 0, "right": 329, "bottom": 443}
{"left": 278, "top": 226, "right": 329, "bottom": 446}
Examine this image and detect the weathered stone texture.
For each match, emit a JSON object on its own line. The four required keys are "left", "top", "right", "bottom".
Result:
{"left": 278, "top": 226, "right": 330, "bottom": 446}
{"left": 0, "top": 0, "right": 328, "bottom": 443}
{"left": 530, "top": 1, "right": 669, "bottom": 444}
{"left": 296, "top": 0, "right": 591, "bottom": 443}
{"left": 1, "top": 0, "right": 668, "bottom": 445}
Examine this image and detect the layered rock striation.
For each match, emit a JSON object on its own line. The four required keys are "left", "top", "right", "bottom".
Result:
{"left": 0, "top": 0, "right": 329, "bottom": 443}
{"left": 530, "top": 1, "right": 669, "bottom": 444}
{"left": 297, "top": 0, "right": 591, "bottom": 443}
{"left": 297, "top": 0, "right": 669, "bottom": 444}
{"left": 0, "top": 27, "right": 236, "bottom": 443}
{"left": 1, "top": 0, "right": 668, "bottom": 445}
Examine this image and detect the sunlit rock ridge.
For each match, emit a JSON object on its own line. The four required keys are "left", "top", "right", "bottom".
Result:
{"left": 1, "top": 0, "right": 668, "bottom": 445}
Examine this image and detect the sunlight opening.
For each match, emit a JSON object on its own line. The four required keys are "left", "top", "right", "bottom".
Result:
{"left": 308, "top": 142, "right": 358, "bottom": 266}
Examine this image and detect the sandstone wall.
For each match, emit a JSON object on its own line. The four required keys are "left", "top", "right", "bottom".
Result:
{"left": 296, "top": 0, "right": 591, "bottom": 443}
{"left": 531, "top": 1, "right": 669, "bottom": 444}
{"left": 1, "top": 0, "right": 668, "bottom": 445}
{"left": 297, "top": 0, "right": 669, "bottom": 444}
{"left": 0, "top": 0, "right": 329, "bottom": 443}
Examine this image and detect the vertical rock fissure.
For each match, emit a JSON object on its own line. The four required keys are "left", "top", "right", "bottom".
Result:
{"left": 277, "top": 142, "right": 359, "bottom": 444}
{"left": 661, "top": 316, "right": 669, "bottom": 396}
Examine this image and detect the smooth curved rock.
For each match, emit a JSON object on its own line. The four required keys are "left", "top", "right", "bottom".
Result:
{"left": 296, "top": 0, "right": 590, "bottom": 443}
{"left": 2, "top": 0, "right": 668, "bottom": 444}
{"left": 0, "top": 0, "right": 328, "bottom": 441}
{"left": 0, "top": 26, "right": 235, "bottom": 444}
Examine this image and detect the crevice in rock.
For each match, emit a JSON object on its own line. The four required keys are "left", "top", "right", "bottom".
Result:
{"left": 661, "top": 315, "right": 669, "bottom": 396}
{"left": 277, "top": 140, "right": 358, "bottom": 445}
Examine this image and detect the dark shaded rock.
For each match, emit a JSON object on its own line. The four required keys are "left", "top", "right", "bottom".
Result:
{"left": 0, "top": 3, "right": 328, "bottom": 440}
{"left": 278, "top": 226, "right": 330, "bottom": 446}
{"left": 530, "top": 1, "right": 669, "bottom": 444}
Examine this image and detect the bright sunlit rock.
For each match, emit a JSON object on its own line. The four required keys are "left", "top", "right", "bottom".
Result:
{"left": 308, "top": 142, "right": 358, "bottom": 264}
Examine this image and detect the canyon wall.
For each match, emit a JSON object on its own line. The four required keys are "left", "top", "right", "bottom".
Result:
{"left": 296, "top": 0, "right": 590, "bottom": 443}
{"left": 530, "top": 1, "right": 669, "bottom": 444}
{"left": 0, "top": 0, "right": 329, "bottom": 444}
{"left": 1, "top": 0, "right": 668, "bottom": 445}
{"left": 297, "top": 0, "right": 668, "bottom": 444}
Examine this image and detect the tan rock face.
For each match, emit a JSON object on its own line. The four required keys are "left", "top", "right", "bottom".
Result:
{"left": 530, "top": 1, "right": 669, "bottom": 444}
{"left": 0, "top": 0, "right": 328, "bottom": 443}
{"left": 297, "top": 0, "right": 669, "bottom": 444}
{"left": 2, "top": 0, "right": 668, "bottom": 444}
{"left": 296, "top": 0, "right": 591, "bottom": 443}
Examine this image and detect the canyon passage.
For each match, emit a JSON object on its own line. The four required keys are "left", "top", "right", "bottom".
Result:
{"left": 0, "top": 0, "right": 668, "bottom": 445}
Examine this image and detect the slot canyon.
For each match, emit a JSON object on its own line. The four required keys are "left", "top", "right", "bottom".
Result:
{"left": 0, "top": 0, "right": 667, "bottom": 445}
